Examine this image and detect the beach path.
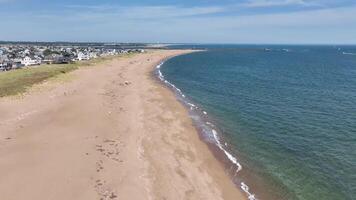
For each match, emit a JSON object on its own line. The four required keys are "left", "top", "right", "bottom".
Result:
{"left": 0, "top": 50, "right": 245, "bottom": 200}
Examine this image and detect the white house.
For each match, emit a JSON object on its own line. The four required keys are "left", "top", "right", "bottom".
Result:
{"left": 89, "top": 52, "right": 98, "bottom": 59}
{"left": 24, "top": 49, "right": 31, "bottom": 55}
{"left": 77, "top": 52, "right": 90, "bottom": 61}
{"left": 21, "top": 56, "right": 39, "bottom": 66}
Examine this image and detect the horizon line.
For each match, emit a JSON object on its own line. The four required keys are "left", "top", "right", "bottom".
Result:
{"left": 1, "top": 40, "right": 356, "bottom": 46}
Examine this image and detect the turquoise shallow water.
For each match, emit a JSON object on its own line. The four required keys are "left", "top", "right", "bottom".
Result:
{"left": 160, "top": 45, "right": 356, "bottom": 200}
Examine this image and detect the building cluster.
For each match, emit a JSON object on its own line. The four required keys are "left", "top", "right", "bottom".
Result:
{"left": 0, "top": 44, "right": 145, "bottom": 71}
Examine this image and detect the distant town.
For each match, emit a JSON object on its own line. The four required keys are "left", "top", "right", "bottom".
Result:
{"left": 0, "top": 42, "right": 150, "bottom": 72}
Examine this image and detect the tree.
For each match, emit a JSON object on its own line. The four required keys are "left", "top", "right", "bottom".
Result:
{"left": 43, "top": 49, "right": 52, "bottom": 56}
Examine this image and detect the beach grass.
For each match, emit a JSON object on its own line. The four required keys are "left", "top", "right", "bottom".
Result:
{"left": 0, "top": 54, "right": 134, "bottom": 97}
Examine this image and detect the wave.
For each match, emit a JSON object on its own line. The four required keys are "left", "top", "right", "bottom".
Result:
{"left": 155, "top": 61, "right": 258, "bottom": 200}
{"left": 342, "top": 52, "right": 356, "bottom": 55}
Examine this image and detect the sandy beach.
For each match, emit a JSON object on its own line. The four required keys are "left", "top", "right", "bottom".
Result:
{"left": 0, "top": 50, "right": 245, "bottom": 200}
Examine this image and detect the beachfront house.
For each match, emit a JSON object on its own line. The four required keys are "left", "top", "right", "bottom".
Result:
{"left": 0, "top": 61, "right": 15, "bottom": 71}
{"left": 89, "top": 52, "right": 98, "bottom": 59}
{"left": 21, "top": 56, "right": 40, "bottom": 66}
{"left": 12, "top": 61, "right": 24, "bottom": 69}
{"left": 77, "top": 52, "right": 90, "bottom": 61}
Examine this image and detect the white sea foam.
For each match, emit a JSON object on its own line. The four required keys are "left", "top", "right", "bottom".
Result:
{"left": 342, "top": 52, "right": 356, "bottom": 55}
{"left": 206, "top": 122, "right": 215, "bottom": 127}
{"left": 212, "top": 129, "right": 242, "bottom": 173}
{"left": 187, "top": 102, "right": 197, "bottom": 108}
{"left": 156, "top": 61, "right": 258, "bottom": 200}
{"left": 156, "top": 62, "right": 162, "bottom": 69}
{"left": 241, "top": 182, "right": 257, "bottom": 200}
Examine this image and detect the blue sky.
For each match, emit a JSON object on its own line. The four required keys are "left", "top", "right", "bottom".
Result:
{"left": 0, "top": 0, "right": 356, "bottom": 44}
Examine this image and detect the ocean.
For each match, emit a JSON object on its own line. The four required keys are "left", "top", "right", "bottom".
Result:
{"left": 157, "top": 45, "right": 356, "bottom": 200}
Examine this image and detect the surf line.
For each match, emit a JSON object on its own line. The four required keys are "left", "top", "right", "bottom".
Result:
{"left": 156, "top": 61, "right": 258, "bottom": 200}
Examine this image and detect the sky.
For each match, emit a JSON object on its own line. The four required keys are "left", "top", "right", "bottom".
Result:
{"left": 0, "top": 0, "right": 356, "bottom": 44}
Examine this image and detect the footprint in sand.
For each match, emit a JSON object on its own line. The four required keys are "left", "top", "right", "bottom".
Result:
{"left": 96, "top": 160, "right": 104, "bottom": 172}
{"left": 94, "top": 179, "right": 118, "bottom": 199}
{"left": 96, "top": 139, "right": 123, "bottom": 163}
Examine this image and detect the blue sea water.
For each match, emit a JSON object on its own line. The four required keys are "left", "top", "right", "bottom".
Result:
{"left": 160, "top": 45, "right": 356, "bottom": 200}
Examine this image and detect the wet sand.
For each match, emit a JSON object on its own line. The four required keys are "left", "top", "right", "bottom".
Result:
{"left": 0, "top": 50, "right": 246, "bottom": 200}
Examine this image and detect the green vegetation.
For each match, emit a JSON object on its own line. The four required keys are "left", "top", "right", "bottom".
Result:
{"left": 0, "top": 54, "right": 129, "bottom": 97}
{"left": 0, "top": 64, "right": 78, "bottom": 97}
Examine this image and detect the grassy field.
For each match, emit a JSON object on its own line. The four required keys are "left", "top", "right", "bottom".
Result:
{"left": 0, "top": 54, "right": 131, "bottom": 97}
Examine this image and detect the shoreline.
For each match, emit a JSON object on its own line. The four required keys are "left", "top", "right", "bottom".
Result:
{"left": 154, "top": 55, "right": 258, "bottom": 200}
{"left": 0, "top": 50, "right": 246, "bottom": 200}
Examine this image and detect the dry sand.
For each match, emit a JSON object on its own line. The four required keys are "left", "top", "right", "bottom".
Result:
{"left": 0, "top": 50, "right": 246, "bottom": 200}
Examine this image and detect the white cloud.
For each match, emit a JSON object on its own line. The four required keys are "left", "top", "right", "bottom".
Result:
{"left": 243, "top": 0, "right": 320, "bottom": 7}
{"left": 161, "top": 6, "right": 356, "bottom": 43}
{"left": 1, "top": 3, "right": 355, "bottom": 44}
{"left": 214, "top": 6, "right": 356, "bottom": 27}
{"left": 120, "top": 6, "right": 225, "bottom": 19}
{"left": 65, "top": 5, "right": 226, "bottom": 19}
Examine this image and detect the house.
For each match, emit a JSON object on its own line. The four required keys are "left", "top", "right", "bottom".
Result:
{"left": 89, "top": 52, "right": 98, "bottom": 59}
{"left": 43, "top": 54, "right": 62, "bottom": 64}
{"left": 77, "top": 52, "right": 90, "bottom": 61}
{"left": 53, "top": 56, "right": 72, "bottom": 64}
{"left": 0, "top": 54, "right": 8, "bottom": 61}
{"left": 43, "top": 55, "right": 56, "bottom": 64}
{"left": 0, "top": 62, "right": 13, "bottom": 71}
{"left": 21, "top": 56, "right": 40, "bottom": 66}
{"left": 13, "top": 62, "right": 24, "bottom": 69}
